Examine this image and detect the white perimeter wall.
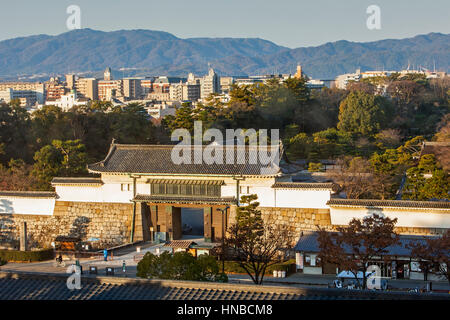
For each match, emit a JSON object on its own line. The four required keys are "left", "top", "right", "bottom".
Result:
{"left": 55, "top": 184, "right": 133, "bottom": 203}
{"left": 0, "top": 197, "right": 55, "bottom": 215}
{"left": 274, "top": 189, "right": 330, "bottom": 209}
{"left": 330, "top": 207, "right": 450, "bottom": 229}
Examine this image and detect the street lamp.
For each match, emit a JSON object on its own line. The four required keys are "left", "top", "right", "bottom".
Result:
{"left": 216, "top": 206, "right": 229, "bottom": 274}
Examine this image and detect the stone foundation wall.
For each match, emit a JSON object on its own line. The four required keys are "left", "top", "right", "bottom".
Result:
{"left": 1, "top": 201, "right": 445, "bottom": 251}
{"left": 393, "top": 226, "right": 447, "bottom": 236}
{"left": 260, "top": 207, "right": 336, "bottom": 234}
{"left": 0, "top": 201, "right": 133, "bottom": 249}
{"left": 259, "top": 207, "right": 445, "bottom": 237}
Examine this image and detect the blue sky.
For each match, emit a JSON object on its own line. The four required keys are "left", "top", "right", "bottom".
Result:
{"left": 1, "top": 0, "right": 449, "bottom": 48}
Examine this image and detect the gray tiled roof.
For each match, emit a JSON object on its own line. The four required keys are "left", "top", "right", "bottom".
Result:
{"left": 327, "top": 199, "right": 450, "bottom": 209}
{"left": 1, "top": 272, "right": 445, "bottom": 300}
{"left": 164, "top": 240, "right": 197, "bottom": 249}
{"left": 0, "top": 191, "right": 57, "bottom": 198}
{"left": 272, "top": 182, "right": 334, "bottom": 189}
{"left": 51, "top": 177, "right": 103, "bottom": 185}
{"left": 133, "top": 194, "right": 236, "bottom": 205}
{"left": 294, "top": 231, "right": 438, "bottom": 256}
{"left": 87, "top": 144, "right": 281, "bottom": 176}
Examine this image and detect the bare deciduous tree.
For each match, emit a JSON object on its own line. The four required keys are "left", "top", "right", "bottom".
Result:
{"left": 317, "top": 214, "right": 400, "bottom": 289}
{"left": 329, "top": 156, "right": 373, "bottom": 199}
{"left": 226, "top": 194, "right": 295, "bottom": 284}
{"left": 409, "top": 230, "right": 450, "bottom": 284}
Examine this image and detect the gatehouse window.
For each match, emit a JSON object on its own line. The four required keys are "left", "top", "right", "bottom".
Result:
{"left": 151, "top": 183, "right": 220, "bottom": 198}
{"left": 121, "top": 183, "right": 131, "bottom": 191}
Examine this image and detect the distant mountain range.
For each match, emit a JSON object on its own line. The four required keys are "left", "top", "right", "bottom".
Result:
{"left": 0, "top": 29, "right": 448, "bottom": 80}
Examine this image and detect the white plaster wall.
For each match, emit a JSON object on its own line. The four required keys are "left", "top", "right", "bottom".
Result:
{"left": 252, "top": 187, "right": 275, "bottom": 207}
{"left": 99, "top": 183, "right": 133, "bottom": 203}
{"left": 0, "top": 197, "right": 55, "bottom": 215}
{"left": 275, "top": 189, "right": 330, "bottom": 209}
{"left": 55, "top": 184, "right": 134, "bottom": 203}
{"left": 136, "top": 183, "right": 150, "bottom": 195}
{"left": 54, "top": 185, "right": 103, "bottom": 202}
{"left": 330, "top": 207, "right": 450, "bottom": 229}
{"left": 221, "top": 185, "right": 236, "bottom": 198}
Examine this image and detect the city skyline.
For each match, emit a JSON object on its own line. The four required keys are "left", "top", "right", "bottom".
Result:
{"left": 0, "top": 0, "right": 449, "bottom": 48}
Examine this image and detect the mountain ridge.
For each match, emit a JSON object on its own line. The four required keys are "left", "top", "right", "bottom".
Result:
{"left": 0, "top": 29, "right": 448, "bottom": 79}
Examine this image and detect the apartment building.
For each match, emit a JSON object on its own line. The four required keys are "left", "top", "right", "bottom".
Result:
{"left": 219, "top": 76, "right": 234, "bottom": 94}
{"left": 0, "top": 82, "right": 45, "bottom": 106}
{"left": 45, "top": 77, "right": 67, "bottom": 102}
{"left": 169, "top": 82, "right": 201, "bottom": 102}
{"left": 141, "top": 78, "right": 154, "bottom": 96}
{"left": 98, "top": 80, "right": 123, "bottom": 101}
{"left": 74, "top": 77, "right": 98, "bottom": 100}
{"left": 123, "top": 78, "right": 143, "bottom": 100}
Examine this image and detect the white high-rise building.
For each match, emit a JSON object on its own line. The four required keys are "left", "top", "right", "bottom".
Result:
{"left": 200, "top": 68, "right": 220, "bottom": 99}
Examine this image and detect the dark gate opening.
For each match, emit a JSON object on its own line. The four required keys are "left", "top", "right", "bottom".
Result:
{"left": 181, "top": 208, "right": 204, "bottom": 236}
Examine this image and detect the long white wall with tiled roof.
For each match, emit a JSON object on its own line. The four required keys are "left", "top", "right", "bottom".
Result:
{"left": 54, "top": 183, "right": 134, "bottom": 203}
{"left": 0, "top": 196, "right": 55, "bottom": 215}
{"left": 275, "top": 189, "right": 331, "bottom": 209}
{"left": 330, "top": 206, "right": 450, "bottom": 229}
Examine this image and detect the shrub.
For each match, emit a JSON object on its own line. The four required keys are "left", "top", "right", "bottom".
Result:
{"left": 197, "top": 254, "right": 220, "bottom": 281}
{"left": 137, "top": 252, "right": 225, "bottom": 282}
{"left": 0, "top": 248, "right": 54, "bottom": 262}
{"left": 308, "top": 162, "right": 324, "bottom": 172}
{"left": 224, "top": 259, "right": 296, "bottom": 275}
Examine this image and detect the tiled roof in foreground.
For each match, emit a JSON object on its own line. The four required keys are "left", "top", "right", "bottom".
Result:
{"left": 1, "top": 272, "right": 447, "bottom": 300}
{"left": 87, "top": 143, "right": 281, "bottom": 176}
{"left": 327, "top": 199, "right": 450, "bottom": 209}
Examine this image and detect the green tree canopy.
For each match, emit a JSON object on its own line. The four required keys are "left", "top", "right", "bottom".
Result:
{"left": 403, "top": 154, "right": 449, "bottom": 201}
{"left": 337, "top": 91, "right": 392, "bottom": 135}
{"left": 32, "top": 139, "right": 88, "bottom": 190}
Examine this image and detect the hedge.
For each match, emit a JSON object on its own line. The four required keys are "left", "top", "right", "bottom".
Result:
{"left": 224, "top": 259, "right": 296, "bottom": 275}
{"left": 0, "top": 248, "right": 54, "bottom": 262}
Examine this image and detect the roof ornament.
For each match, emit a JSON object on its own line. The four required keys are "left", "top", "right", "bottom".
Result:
{"left": 100, "top": 138, "right": 117, "bottom": 167}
